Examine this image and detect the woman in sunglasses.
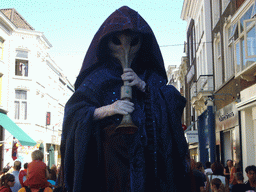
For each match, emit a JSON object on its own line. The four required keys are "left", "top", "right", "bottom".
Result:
{"left": 0, "top": 173, "right": 15, "bottom": 192}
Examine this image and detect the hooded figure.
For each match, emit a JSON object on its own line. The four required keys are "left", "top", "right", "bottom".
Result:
{"left": 60, "top": 6, "right": 190, "bottom": 192}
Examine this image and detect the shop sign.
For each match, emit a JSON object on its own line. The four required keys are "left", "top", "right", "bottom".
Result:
{"left": 215, "top": 102, "right": 238, "bottom": 132}
{"left": 185, "top": 130, "right": 198, "bottom": 143}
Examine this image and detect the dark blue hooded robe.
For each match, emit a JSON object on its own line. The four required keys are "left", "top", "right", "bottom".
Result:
{"left": 60, "top": 6, "right": 190, "bottom": 192}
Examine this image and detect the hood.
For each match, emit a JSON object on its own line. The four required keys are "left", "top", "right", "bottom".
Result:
{"left": 75, "top": 6, "right": 167, "bottom": 90}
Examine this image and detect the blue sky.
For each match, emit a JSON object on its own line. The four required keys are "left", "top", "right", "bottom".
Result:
{"left": 2, "top": 0, "right": 187, "bottom": 84}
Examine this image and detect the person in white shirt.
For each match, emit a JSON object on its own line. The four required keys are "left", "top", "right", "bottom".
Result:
{"left": 205, "top": 161, "right": 213, "bottom": 176}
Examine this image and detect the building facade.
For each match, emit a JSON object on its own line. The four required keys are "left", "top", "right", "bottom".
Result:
{"left": 0, "top": 9, "right": 74, "bottom": 168}
{"left": 181, "top": 0, "right": 256, "bottom": 180}
{"left": 211, "top": 0, "right": 242, "bottom": 168}
{"left": 181, "top": 0, "right": 215, "bottom": 164}
{"left": 231, "top": 0, "right": 256, "bottom": 176}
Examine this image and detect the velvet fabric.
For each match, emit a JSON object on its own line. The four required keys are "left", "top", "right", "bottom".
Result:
{"left": 61, "top": 6, "right": 190, "bottom": 192}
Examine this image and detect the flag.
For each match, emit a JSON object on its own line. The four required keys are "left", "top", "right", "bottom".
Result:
{"left": 12, "top": 141, "right": 18, "bottom": 161}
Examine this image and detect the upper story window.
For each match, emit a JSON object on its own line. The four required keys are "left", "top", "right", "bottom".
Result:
{"left": 189, "top": 35, "right": 192, "bottom": 66}
{"left": 192, "top": 26, "right": 196, "bottom": 59}
{"left": 200, "top": 7, "right": 204, "bottom": 37}
{"left": 223, "top": 22, "right": 235, "bottom": 81}
{"left": 214, "top": 34, "right": 223, "bottom": 89}
{"left": 234, "top": 3, "right": 256, "bottom": 78}
{"left": 0, "top": 37, "right": 4, "bottom": 61}
{"left": 14, "top": 90, "right": 27, "bottom": 120}
{"left": 15, "top": 50, "right": 29, "bottom": 77}
{"left": 222, "top": 0, "right": 230, "bottom": 14}
{"left": 212, "top": 0, "right": 220, "bottom": 27}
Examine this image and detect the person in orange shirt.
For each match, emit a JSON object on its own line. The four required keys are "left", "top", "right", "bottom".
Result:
{"left": 18, "top": 163, "right": 28, "bottom": 188}
{"left": 20, "top": 150, "right": 51, "bottom": 192}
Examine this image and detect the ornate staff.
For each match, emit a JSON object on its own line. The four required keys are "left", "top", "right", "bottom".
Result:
{"left": 108, "top": 32, "right": 141, "bottom": 134}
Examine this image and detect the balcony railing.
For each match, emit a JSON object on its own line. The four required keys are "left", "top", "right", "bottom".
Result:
{"left": 197, "top": 75, "right": 214, "bottom": 93}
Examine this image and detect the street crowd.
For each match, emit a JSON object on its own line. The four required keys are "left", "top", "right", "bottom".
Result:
{"left": 0, "top": 150, "right": 58, "bottom": 192}
{"left": 191, "top": 159, "right": 256, "bottom": 192}
{"left": 0, "top": 149, "right": 255, "bottom": 192}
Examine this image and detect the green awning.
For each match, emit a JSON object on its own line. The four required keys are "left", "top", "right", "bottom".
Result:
{"left": 0, "top": 113, "right": 36, "bottom": 146}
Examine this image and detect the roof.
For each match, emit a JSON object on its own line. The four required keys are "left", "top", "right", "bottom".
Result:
{"left": 0, "top": 8, "right": 34, "bottom": 30}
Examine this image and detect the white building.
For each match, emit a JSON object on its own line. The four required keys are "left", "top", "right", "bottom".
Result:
{"left": 181, "top": 0, "right": 215, "bottom": 163}
{"left": 0, "top": 8, "right": 74, "bottom": 168}
{"left": 232, "top": 0, "right": 256, "bottom": 176}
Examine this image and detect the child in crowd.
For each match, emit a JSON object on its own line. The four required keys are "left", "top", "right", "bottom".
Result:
{"left": 211, "top": 178, "right": 225, "bottom": 192}
{"left": 0, "top": 173, "right": 15, "bottom": 192}
{"left": 23, "top": 150, "right": 50, "bottom": 191}
{"left": 18, "top": 163, "right": 28, "bottom": 187}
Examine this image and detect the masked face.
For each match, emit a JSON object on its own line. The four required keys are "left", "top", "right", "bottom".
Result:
{"left": 108, "top": 31, "right": 141, "bottom": 69}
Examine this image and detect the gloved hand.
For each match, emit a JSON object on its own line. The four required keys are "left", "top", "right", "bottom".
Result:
{"left": 93, "top": 100, "right": 134, "bottom": 120}
{"left": 121, "top": 68, "right": 146, "bottom": 92}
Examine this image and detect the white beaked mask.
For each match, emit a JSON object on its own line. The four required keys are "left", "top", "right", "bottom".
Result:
{"left": 108, "top": 32, "right": 141, "bottom": 68}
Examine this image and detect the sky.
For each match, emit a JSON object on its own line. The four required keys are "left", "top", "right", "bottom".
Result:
{"left": 2, "top": 0, "right": 187, "bottom": 85}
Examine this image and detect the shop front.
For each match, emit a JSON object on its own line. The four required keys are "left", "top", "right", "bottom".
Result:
{"left": 0, "top": 112, "right": 37, "bottom": 168}
{"left": 236, "top": 83, "right": 256, "bottom": 171}
{"left": 215, "top": 102, "right": 241, "bottom": 167}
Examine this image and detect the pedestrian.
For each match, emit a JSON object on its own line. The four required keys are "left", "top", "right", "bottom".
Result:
{"left": 4, "top": 164, "right": 11, "bottom": 170}
{"left": 224, "top": 160, "right": 233, "bottom": 187}
{"left": 59, "top": 5, "right": 190, "bottom": 192}
{"left": 229, "top": 162, "right": 242, "bottom": 190}
{"left": 206, "top": 162, "right": 229, "bottom": 192}
{"left": 192, "top": 162, "right": 206, "bottom": 192}
{"left": 0, "top": 168, "right": 10, "bottom": 179}
{"left": 244, "top": 165, "right": 256, "bottom": 190}
{"left": 211, "top": 178, "right": 225, "bottom": 192}
{"left": 0, "top": 173, "right": 15, "bottom": 192}
{"left": 205, "top": 161, "right": 213, "bottom": 176}
{"left": 18, "top": 163, "right": 27, "bottom": 187}
{"left": 10, "top": 161, "right": 21, "bottom": 192}
{"left": 23, "top": 150, "right": 50, "bottom": 191}
{"left": 47, "top": 167, "right": 56, "bottom": 189}
{"left": 231, "top": 172, "right": 253, "bottom": 192}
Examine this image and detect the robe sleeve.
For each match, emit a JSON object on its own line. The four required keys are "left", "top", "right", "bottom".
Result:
{"left": 61, "top": 84, "right": 101, "bottom": 192}
{"left": 159, "top": 85, "right": 190, "bottom": 171}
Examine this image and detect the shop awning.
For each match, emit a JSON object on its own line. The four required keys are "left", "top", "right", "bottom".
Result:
{"left": 0, "top": 113, "right": 36, "bottom": 146}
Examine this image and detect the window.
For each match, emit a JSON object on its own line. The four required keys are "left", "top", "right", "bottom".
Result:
{"left": 245, "top": 19, "right": 256, "bottom": 58}
{"left": 212, "top": 0, "right": 220, "bottom": 27}
{"left": 15, "top": 50, "right": 28, "bottom": 77}
{"left": 198, "top": 55, "right": 201, "bottom": 77}
{"left": 198, "top": 16, "right": 201, "bottom": 40}
{"left": 215, "top": 36, "right": 223, "bottom": 89}
{"left": 224, "top": 23, "right": 235, "bottom": 81}
{"left": 202, "top": 43, "right": 206, "bottom": 74}
{"left": 234, "top": 4, "right": 256, "bottom": 75}
{"left": 0, "top": 37, "right": 4, "bottom": 61}
{"left": 222, "top": 0, "right": 230, "bottom": 13}
{"left": 201, "top": 7, "right": 204, "bottom": 37}
{"left": 14, "top": 90, "right": 27, "bottom": 120}
{"left": 192, "top": 26, "right": 196, "bottom": 60}
{"left": 200, "top": 50, "right": 203, "bottom": 76}
{"left": 196, "top": 24, "right": 199, "bottom": 49}
{"left": 189, "top": 35, "right": 192, "bottom": 66}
